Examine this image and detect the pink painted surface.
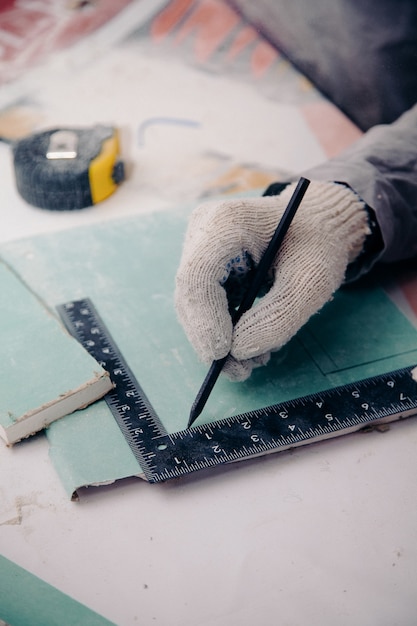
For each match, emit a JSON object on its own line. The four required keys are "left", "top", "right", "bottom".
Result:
{"left": 0, "top": 0, "right": 135, "bottom": 85}
{"left": 302, "top": 101, "right": 363, "bottom": 157}
{"left": 400, "top": 276, "right": 417, "bottom": 317}
{"left": 150, "top": 0, "right": 279, "bottom": 76}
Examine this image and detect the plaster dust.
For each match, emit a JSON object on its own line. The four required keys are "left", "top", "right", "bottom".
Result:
{"left": 0, "top": 43, "right": 325, "bottom": 244}
{"left": 29, "top": 45, "right": 324, "bottom": 171}
{"left": 0, "top": 105, "right": 43, "bottom": 142}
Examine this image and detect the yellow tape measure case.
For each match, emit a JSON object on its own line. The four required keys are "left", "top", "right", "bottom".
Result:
{"left": 12, "top": 125, "right": 124, "bottom": 210}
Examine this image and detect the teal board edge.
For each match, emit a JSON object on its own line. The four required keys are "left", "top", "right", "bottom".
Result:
{"left": 0, "top": 555, "right": 114, "bottom": 626}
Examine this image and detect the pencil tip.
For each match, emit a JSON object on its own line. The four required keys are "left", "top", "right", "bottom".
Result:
{"left": 187, "top": 357, "right": 228, "bottom": 429}
{"left": 187, "top": 405, "right": 199, "bottom": 429}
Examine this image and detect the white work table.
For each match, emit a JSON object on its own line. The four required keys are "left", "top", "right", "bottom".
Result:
{"left": 1, "top": 2, "right": 416, "bottom": 625}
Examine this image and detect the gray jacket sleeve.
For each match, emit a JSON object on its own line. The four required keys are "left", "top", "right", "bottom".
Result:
{"left": 303, "top": 104, "right": 417, "bottom": 277}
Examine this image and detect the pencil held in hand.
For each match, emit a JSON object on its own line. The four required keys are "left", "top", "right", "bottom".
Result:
{"left": 176, "top": 178, "right": 369, "bottom": 426}
{"left": 187, "top": 177, "right": 311, "bottom": 427}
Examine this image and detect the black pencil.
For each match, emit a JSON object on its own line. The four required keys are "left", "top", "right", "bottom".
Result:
{"left": 187, "top": 176, "right": 310, "bottom": 428}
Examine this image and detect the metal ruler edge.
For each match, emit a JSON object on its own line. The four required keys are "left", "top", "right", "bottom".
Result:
{"left": 57, "top": 298, "right": 417, "bottom": 484}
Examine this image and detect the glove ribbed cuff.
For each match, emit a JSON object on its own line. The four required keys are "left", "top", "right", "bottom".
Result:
{"left": 277, "top": 181, "right": 370, "bottom": 265}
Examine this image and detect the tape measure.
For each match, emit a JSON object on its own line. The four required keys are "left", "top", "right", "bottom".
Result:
{"left": 57, "top": 298, "right": 417, "bottom": 483}
{"left": 12, "top": 125, "right": 124, "bottom": 210}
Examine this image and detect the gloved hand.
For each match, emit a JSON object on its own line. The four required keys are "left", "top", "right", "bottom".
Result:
{"left": 175, "top": 181, "right": 370, "bottom": 380}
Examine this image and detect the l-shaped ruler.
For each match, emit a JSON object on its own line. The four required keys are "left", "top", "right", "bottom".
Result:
{"left": 58, "top": 298, "right": 417, "bottom": 483}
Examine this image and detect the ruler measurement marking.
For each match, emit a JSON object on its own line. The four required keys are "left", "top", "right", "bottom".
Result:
{"left": 57, "top": 299, "right": 417, "bottom": 484}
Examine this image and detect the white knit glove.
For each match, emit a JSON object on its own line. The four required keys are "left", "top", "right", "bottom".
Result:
{"left": 175, "top": 181, "right": 370, "bottom": 380}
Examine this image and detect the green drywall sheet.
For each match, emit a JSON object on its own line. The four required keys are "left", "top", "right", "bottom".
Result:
{"left": 0, "top": 555, "right": 115, "bottom": 626}
{"left": 0, "top": 259, "right": 107, "bottom": 435}
{"left": 1, "top": 207, "right": 417, "bottom": 495}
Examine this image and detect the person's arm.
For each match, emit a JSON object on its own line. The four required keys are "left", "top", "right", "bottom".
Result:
{"left": 175, "top": 181, "right": 369, "bottom": 380}
{"left": 175, "top": 106, "right": 417, "bottom": 380}
{"left": 303, "top": 104, "right": 417, "bottom": 277}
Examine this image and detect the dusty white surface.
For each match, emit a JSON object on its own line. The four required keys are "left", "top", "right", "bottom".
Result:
{"left": 1, "top": 3, "right": 417, "bottom": 626}
{"left": 1, "top": 420, "right": 417, "bottom": 626}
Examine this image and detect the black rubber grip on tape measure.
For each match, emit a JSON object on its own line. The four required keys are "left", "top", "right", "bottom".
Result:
{"left": 12, "top": 126, "right": 113, "bottom": 211}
